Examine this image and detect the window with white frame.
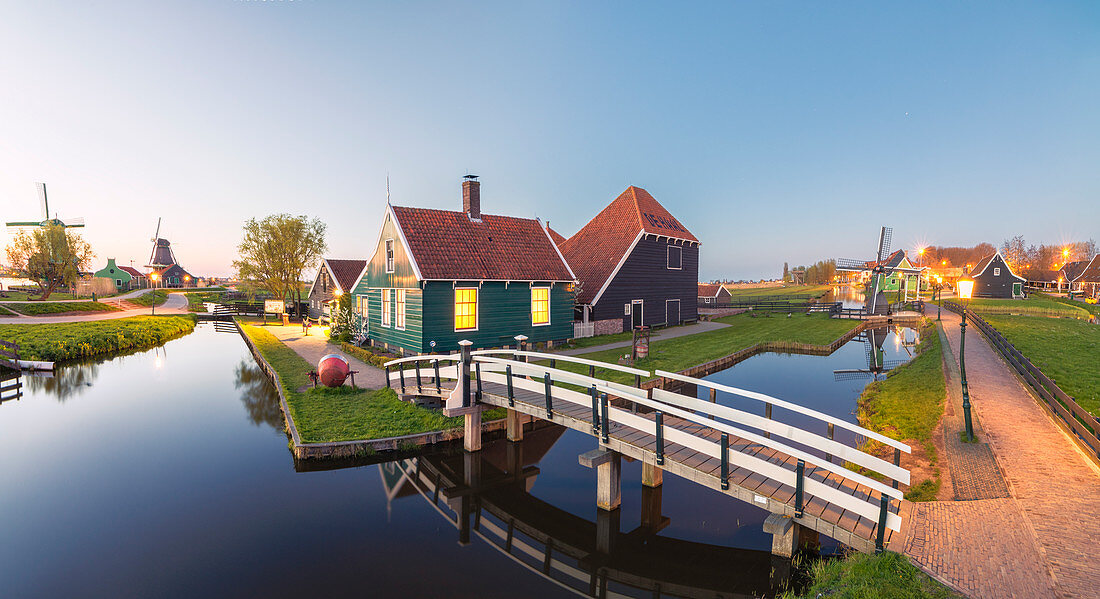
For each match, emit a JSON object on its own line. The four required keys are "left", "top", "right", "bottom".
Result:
{"left": 455, "top": 288, "right": 478, "bottom": 331}
{"left": 667, "top": 245, "right": 682, "bottom": 270}
{"left": 994, "top": 267, "right": 1000, "bottom": 276}
{"left": 381, "top": 289, "right": 392, "bottom": 327}
{"left": 385, "top": 239, "right": 395, "bottom": 273}
{"left": 395, "top": 289, "right": 406, "bottom": 330}
{"left": 531, "top": 287, "right": 550, "bottom": 325}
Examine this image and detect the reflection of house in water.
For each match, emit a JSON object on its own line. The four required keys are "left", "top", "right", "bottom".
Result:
{"left": 378, "top": 429, "right": 790, "bottom": 598}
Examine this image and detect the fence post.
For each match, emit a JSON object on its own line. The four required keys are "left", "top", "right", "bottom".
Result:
{"left": 893, "top": 448, "right": 901, "bottom": 490}
{"left": 764, "top": 403, "right": 773, "bottom": 439}
{"left": 600, "top": 392, "right": 610, "bottom": 444}
{"left": 543, "top": 372, "right": 553, "bottom": 418}
{"left": 506, "top": 365, "right": 515, "bottom": 406}
{"left": 590, "top": 385, "right": 599, "bottom": 434}
{"left": 399, "top": 366, "right": 406, "bottom": 394}
{"left": 795, "top": 459, "right": 805, "bottom": 517}
{"left": 876, "top": 495, "right": 889, "bottom": 553}
{"left": 826, "top": 422, "right": 835, "bottom": 463}
{"left": 459, "top": 340, "right": 473, "bottom": 408}
{"left": 434, "top": 360, "right": 441, "bottom": 393}
{"left": 385, "top": 365, "right": 391, "bottom": 389}
{"left": 475, "top": 362, "right": 484, "bottom": 401}
{"left": 720, "top": 433, "right": 730, "bottom": 490}
{"left": 655, "top": 411, "right": 665, "bottom": 466}
{"left": 415, "top": 362, "right": 422, "bottom": 393}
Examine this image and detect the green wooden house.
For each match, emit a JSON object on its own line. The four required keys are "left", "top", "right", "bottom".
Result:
{"left": 874, "top": 250, "right": 927, "bottom": 294}
{"left": 351, "top": 176, "right": 576, "bottom": 355}
{"left": 94, "top": 258, "right": 133, "bottom": 291}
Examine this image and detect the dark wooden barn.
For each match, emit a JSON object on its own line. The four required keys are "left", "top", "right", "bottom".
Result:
{"left": 968, "top": 252, "right": 1026, "bottom": 299}
{"left": 558, "top": 186, "right": 699, "bottom": 335}
{"left": 1070, "top": 255, "right": 1100, "bottom": 298}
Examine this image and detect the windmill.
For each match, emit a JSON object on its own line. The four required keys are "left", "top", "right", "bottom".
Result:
{"left": 835, "top": 226, "right": 923, "bottom": 315}
{"left": 5, "top": 183, "right": 85, "bottom": 229}
{"left": 833, "top": 327, "right": 908, "bottom": 381}
{"left": 145, "top": 218, "right": 177, "bottom": 269}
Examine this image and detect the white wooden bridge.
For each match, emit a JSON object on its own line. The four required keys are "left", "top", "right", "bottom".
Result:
{"left": 384, "top": 341, "right": 910, "bottom": 555}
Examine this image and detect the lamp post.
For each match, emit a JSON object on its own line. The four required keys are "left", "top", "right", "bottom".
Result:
{"left": 150, "top": 273, "right": 159, "bottom": 315}
{"left": 957, "top": 276, "right": 975, "bottom": 442}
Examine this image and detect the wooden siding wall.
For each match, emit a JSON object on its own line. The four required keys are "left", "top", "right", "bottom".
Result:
{"left": 591, "top": 237, "right": 699, "bottom": 330}
{"left": 974, "top": 255, "right": 1023, "bottom": 298}
{"left": 308, "top": 263, "right": 336, "bottom": 318}
{"left": 422, "top": 281, "right": 573, "bottom": 350}
{"left": 360, "top": 287, "right": 425, "bottom": 353}
{"left": 356, "top": 211, "right": 420, "bottom": 292}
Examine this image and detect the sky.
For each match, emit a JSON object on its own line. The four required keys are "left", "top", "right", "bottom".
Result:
{"left": 1, "top": 1, "right": 1098, "bottom": 280}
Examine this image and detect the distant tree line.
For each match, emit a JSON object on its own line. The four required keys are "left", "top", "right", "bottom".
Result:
{"left": 997, "top": 236, "right": 1096, "bottom": 279}
{"left": 792, "top": 259, "right": 836, "bottom": 285}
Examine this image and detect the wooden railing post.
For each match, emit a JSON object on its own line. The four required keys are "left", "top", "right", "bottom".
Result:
{"left": 720, "top": 433, "right": 730, "bottom": 490}
{"left": 459, "top": 340, "right": 473, "bottom": 408}
{"left": 795, "top": 459, "right": 805, "bottom": 517}
{"left": 543, "top": 372, "right": 553, "bottom": 418}
{"left": 475, "top": 362, "right": 484, "bottom": 401}
{"left": 589, "top": 364, "right": 595, "bottom": 378}
{"left": 876, "top": 495, "right": 889, "bottom": 553}
{"left": 506, "top": 365, "right": 515, "bottom": 406}
{"left": 399, "top": 366, "right": 406, "bottom": 394}
{"left": 385, "top": 365, "right": 391, "bottom": 389}
{"left": 600, "top": 392, "right": 610, "bottom": 444}
{"left": 655, "top": 411, "right": 665, "bottom": 466}
{"left": 434, "top": 360, "right": 441, "bottom": 393}
{"left": 764, "top": 402, "right": 772, "bottom": 439}
{"left": 589, "top": 385, "right": 599, "bottom": 434}
{"left": 826, "top": 422, "right": 835, "bottom": 463}
{"left": 415, "top": 362, "right": 422, "bottom": 393}
{"left": 893, "top": 448, "right": 901, "bottom": 489}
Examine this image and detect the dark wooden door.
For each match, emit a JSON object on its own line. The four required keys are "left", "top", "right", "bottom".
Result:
{"left": 666, "top": 299, "right": 680, "bottom": 326}
{"left": 631, "top": 300, "right": 643, "bottom": 329}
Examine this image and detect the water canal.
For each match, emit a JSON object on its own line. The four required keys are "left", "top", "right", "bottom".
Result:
{"left": 0, "top": 321, "right": 916, "bottom": 598}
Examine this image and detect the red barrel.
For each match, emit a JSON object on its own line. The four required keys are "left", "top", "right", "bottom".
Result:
{"left": 317, "top": 353, "right": 350, "bottom": 387}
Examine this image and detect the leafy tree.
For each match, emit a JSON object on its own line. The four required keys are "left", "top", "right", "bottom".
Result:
{"left": 782, "top": 262, "right": 790, "bottom": 282}
{"left": 4, "top": 224, "right": 94, "bottom": 299}
{"left": 232, "top": 214, "right": 327, "bottom": 317}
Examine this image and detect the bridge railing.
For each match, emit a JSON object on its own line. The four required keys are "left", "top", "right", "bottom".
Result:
{"left": 473, "top": 349, "right": 649, "bottom": 386}
{"left": 384, "top": 354, "right": 462, "bottom": 395}
{"left": 469, "top": 355, "right": 907, "bottom": 544}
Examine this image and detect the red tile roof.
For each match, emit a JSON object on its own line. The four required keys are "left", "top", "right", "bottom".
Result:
{"left": 118, "top": 266, "right": 145, "bottom": 278}
{"left": 1063, "top": 259, "right": 1091, "bottom": 282}
{"left": 698, "top": 283, "right": 723, "bottom": 297}
{"left": 546, "top": 225, "right": 567, "bottom": 246}
{"left": 1073, "top": 255, "right": 1100, "bottom": 283}
{"left": 325, "top": 259, "right": 368, "bottom": 292}
{"left": 559, "top": 186, "right": 696, "bottom": 304}
{"left": 392, "top": 206, "right": 573, "bottom": 281}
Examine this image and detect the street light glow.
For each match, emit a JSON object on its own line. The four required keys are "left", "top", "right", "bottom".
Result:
{"left": 957, "top": 277, "right": 975, "bottom": 300}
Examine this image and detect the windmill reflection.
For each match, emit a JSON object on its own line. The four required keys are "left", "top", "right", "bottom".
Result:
{"left": 833, "top": 326, "right": 916, "bottom": 382}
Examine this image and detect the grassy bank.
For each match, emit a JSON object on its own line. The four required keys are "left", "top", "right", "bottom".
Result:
{"left": 240, "top": 324, "right": 505, "bottom": 443}
{"left": 0, "top": 315, "right": 196, "bottom": 361}
{"left": 0, "top": 290, "right": 118, "bottom": 301}
{"left": 959, "top": 296, "right": 1090, "bottom": 319}
{"left": 130, "top": 290, "right": 169, "bottom": 307}
{"left": 564, "top": 313, "right": 859, "bottom": 384}
{"left": 1043, "top": 293, "right": 1100, "bottom": 317}
{"left": 983, "top": 314, "right": 1100, "bottom": 416}
{"left": 783, "top": 551, "right": 961, "bottom": 599}
{"left": 725, "top": 284, "right": 832, "bottom": 299}
{"left": 182, "top": 291, "right": 225, "bottom": 312}
{"left": 857, "top": 323, "right": 945, "bottom": 501}
{"left": 3, "top": 301, "right": 120, "bottom": 315}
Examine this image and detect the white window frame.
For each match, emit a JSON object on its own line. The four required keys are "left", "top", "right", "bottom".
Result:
{"left": 666, "top": 245, "right": 682, "bottom": 270}
{"left": 385, "top": 239, "right": 395, "bottom": 273}
{"left": 631, "top": 299, "right": 644, "bottom": 329}
{"left": 665, "top": 298, "right": 681, "bottom": 326}
{"left": 381, "top": 288, "right": 392, "bottom": 327}
{"left": 531, "top": 286, "right": 551, "bottom": 326}
{"left": 454, "top": 287, "right": 479, "bottom": 332}
{"left": 994, "top": 267, "right": 1001, "bottom": 276}
{"left": 395, "top": 289, "right": 406, "bottom": 330}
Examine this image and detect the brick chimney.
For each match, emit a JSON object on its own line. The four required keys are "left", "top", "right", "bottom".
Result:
{"left": 462, "top": 174, "right": 481, "bottom": 220}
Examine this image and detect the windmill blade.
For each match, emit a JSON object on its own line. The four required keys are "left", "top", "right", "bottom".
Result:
{"left": 834, "top": 369, "right": 875, "bottom": 381}
{"left": 876, "top": 227, "right": 893, "bottom": 263}
{"left": 36, "top": 182, "right": 48, "bottom": 220}
{"left": 151, "top": 217, "right": 161, "bottom": 242}
{"left": 836, "top": 258, "right": 873, "bottom": 272}
{"left": 58, "top": 216, "right": 85, "bottom": 227}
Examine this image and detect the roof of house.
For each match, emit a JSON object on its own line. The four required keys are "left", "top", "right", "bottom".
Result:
{"left": 698, "top": 283, "right": 724, "bottom": 297}
{"left": 970, "top": 252, "right": 1025, "bottom": 281}
{"left": 864, "top": 249, "right": 908, "bottom": 270}
{"left": 559, "top": 186, "right": 697, "bottom": 304}
{"left": 118, "top": 266, "right": 145, "bottom": 278}
{"left": 1031, "top": 269, "right": 1063, "bottom": 283}
{"left": 391, "top": 205, "right": 573, "bottom": 281}
{"left": 546, "top": 225, "right": 567, "bottom": 246}
{"left": 325, "top": 259, "right": 368, "bottom": 293}
{"left": 1073, "top": 255, "right": 1100, "bottom": 283}
{"left": 153, "top": 263, "right": 192, "bottom": 279}
{"left": 1063, "top": 259, "right": 1091, "bottom": 282}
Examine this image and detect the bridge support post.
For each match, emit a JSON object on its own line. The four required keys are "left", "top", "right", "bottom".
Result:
{"left": 506, "top": 409, "right": 525, "bottom": 442}
{"left": 595, "top": 506, "right": 620, "bottom": 554}
{"left": 763, "top": 513, "right": 800, "bottom": 558}
{"left": 642, "top": 461, "right": 663, "bottom": 488}
{"left": 464, "top": 410, "right": 482, "bottom": 452}
{"left": 579, "top": 448, "right": 621, "bottom": 511}
{"left": 640, "top": 484, "right": 667, "bottom": 533}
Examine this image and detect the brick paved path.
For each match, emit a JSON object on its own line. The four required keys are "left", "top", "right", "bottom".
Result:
{"left": 902, "top": 308, "right": 1100, "bottom": 599}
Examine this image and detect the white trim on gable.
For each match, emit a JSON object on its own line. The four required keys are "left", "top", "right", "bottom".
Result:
{"left": 972, "top": 251, "right": 1026, "bottom": 281}
{"left": 537, "top": 217, "right": 577, "bottom": 281}
{"left": 590, "top": 230, "right": 645, "bottom": 308}
{"left": 306, "top": 259, "right": 331, "bottom": 298}
{"left": 1071, "top": 254, "right": 1100, "bottom": 283}
{"left": 354, "top": 205, "right": 425, "bottom": 293}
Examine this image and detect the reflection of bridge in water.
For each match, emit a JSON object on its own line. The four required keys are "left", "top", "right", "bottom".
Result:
{"left": 386, "top": 344, "right": 911, "bottom": 557}
{"left": 379, "top": 427, "right": 793, "bottom": 598}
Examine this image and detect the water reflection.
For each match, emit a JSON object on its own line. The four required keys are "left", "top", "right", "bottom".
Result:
{"left": 22, "top": 362, "right": 98, "bottom": 402}
{"left": 234, "top": 359, "right": 283, "bottom": 430}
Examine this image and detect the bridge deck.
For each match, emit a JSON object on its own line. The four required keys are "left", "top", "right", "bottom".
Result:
{"left": 462, "top": 380, "right": 897, "bottom": 553}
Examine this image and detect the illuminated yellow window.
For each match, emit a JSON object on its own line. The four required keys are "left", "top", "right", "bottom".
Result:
{"left": 455, "top": 288, "right": 478, "bottom": 330}
{"left": 531, "top": 287, "right": 550, "bottom": 325}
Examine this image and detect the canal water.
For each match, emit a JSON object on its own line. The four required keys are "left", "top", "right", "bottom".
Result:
{"left": 0, "top": 321, "right": 916, "bottom": 598}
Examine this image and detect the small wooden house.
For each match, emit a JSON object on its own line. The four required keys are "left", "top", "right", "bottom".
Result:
{"left": 968, "top": 252, "right": 1025, "bottom": 298}
{"left": 118, "top": 266, "right": 147, "bottom": 288}
{"left": 94, "top": 258, "right": 133, "bottom": 292}
{"left": 351, "top": 176, "right": 575, "bottom": 354}
{"left": 1061, "top": 259, "right": 1091, "bottom": 294}
{"left": 698, "top": 283, "right": 732, "bottom": 305}
{"left": 152, "top": 263, "right": 195, "bottom": 288}
{"left": 1070, "top": 255, "right": 1100, "bottom": 298}
{"left": 307, "top": 258, "right": 368, "bottom": 322}
{"left": 558, "top": 186, "right": 699, "bottom": 335}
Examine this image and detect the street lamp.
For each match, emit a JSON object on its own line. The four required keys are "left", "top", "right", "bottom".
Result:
{"left": 957, "top": 275, "right": 975, "bottom": 442}
{"left": 150, "top": 273, "right": 159, "bottom": 315}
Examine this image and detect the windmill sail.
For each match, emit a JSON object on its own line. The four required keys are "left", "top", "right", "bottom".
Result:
{"left": 6, "top": 182, "right": 85, "bottom": 228}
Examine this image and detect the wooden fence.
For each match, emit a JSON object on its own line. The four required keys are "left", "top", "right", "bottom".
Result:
{"left": 944, "top": 301, "right": 1099, "bottom": 462}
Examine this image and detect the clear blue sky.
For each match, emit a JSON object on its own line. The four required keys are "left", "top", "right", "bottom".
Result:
{"left": 1, "top": 1, "right": 1097, "bottom": 279}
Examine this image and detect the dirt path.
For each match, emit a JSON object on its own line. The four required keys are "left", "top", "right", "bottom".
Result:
{"left": 260, "top": 323, "right": 387, "bottom": 390}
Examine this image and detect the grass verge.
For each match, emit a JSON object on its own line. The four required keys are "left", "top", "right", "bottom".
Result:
{"left": 963, "top": 296, "right": 1090, "bottom": 319}
{"left": 983, "top": 314, "right": 1100, "bottom": 416}
{"left": 782, "top": 551, "right": 962, "bottom": 599}
{"left": 0, "top": 315, "right": 196, "bottom": 361}
{"left": 562, "top": 312, "right": 859, "bottom": 385}
{"left": 3, "top": 301, "right": 120, "bottom": 315}
{"left": 856, "top": 322, "right": 945, "bottom": 501}
{"left": 129, "top": 290, "right": 169, "bottom": 307}
{"left": 239, "top": 324, "right": 505, "bottom": 443}
{"left": 182, "top": 291, "right": 225, "bottom": 312}
{"left": 724, "top": 284, "right": 833, "bottom": 299}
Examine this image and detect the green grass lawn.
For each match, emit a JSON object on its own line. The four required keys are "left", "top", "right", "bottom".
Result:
{"left": 961, "top": 296, "right": 1090, "bottom": 319}
{"left": 3, "top": 301, "right": 121, "bottom": 315}
{"left": 129, "top": 290, "right": 169, "bottom": 307}
{"left": 0, "top": 315, "right": 196, "bottom": 361}
{"left": 782, "top": 551, "right": 962, "bottom": 599}
{"left": 857, "top": 323, "right": 945, "bottom": 501}
{"left": 562, "top": 312, "right": 859, "bottom": 384}
{"left": 724, "top": 284, "right": 833, "bottom": 299}
{"left": 181, "top": 291, "right": 225, "bottom": 312}
{"left": 0, "top": 305, "right": 14, "bottom": 315}
{"left": 983, "top": 315, "right": 1100, "bottom": 416}
{"left": 1041, "top": 293, "right": 1100, "bottom": 317}
{"left": 240, "top": 324, "right": 505, "bottom": 443}
{"left": 0, "top": 289, "right": 119, "bottom": 301}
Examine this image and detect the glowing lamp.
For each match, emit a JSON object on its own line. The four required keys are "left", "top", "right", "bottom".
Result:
{"left": 957, "top": 277, "right": 975, "bottom": 300}
{"left": 1063, "top": 248, "right": 1070, "bottom": 258}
